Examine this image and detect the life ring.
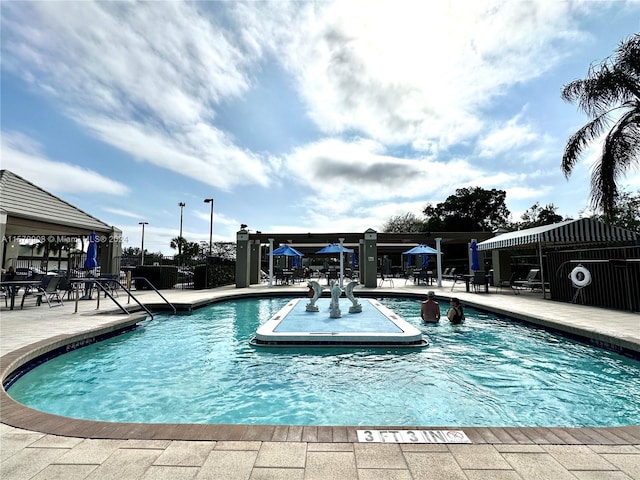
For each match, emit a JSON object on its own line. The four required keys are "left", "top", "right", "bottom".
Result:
{"left": 569, "top": 265, "right": 591, "bottom": 288}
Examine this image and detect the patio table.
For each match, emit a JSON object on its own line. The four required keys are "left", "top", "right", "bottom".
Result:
{"left": 0, "top": 280, "right": 44, "bottom": 310}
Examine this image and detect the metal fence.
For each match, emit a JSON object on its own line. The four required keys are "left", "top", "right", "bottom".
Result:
{"left": 547, "top": 246, "right": 640, "bottom": 312}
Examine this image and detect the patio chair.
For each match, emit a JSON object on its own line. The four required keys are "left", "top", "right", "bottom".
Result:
{"left": 97, "top": 274, "right": 119, "bottom": 297}
{"left": 496, "top": 273, "right": 520, "bottom": 295}
{"left": 21, "top": 275, "right": 63, "bottom": 309}
{"left": 471, "top": 271, "right": 487, "bottom": 293}
{"left": 57, "top": 276, "right": 75, "bottom": 300}
{"left": 378, "top": 273, "right": 394, "bottom": 287}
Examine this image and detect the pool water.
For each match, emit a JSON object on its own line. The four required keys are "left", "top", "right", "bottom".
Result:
{"left": 7, "top": 297, "right": 640, "bottom": 427}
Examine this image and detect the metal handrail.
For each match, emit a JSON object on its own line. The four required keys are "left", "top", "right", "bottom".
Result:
{"left": 72, "top": 277, "right": 176, "bottom": 319}
{"left": 129, "top": 277, "right": 177, "bottom": 315}
{"left": 73, "top": 278, "right": 153, "bottom": 319}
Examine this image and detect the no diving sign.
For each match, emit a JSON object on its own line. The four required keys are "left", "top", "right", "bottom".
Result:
{"left": 357, "top": 429, "right": 471, "bottom": 444}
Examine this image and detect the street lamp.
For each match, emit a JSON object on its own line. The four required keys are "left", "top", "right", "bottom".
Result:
{"left": 203, "top": 198, "right": 214, "bottom": 256}
{"left": 178, "top": 202, "right": 185, "bottom": 259}
{"left": 139, "top": 221, "right": 148, "bottom": 265}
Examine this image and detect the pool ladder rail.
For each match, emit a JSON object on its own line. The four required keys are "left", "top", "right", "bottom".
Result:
{"left": 73, "top": 276, "right": 176, "bottom": 319}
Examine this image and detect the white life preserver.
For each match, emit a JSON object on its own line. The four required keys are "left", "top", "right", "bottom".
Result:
{"left": 569, "top": 265, "right": 591, "bottom": 288}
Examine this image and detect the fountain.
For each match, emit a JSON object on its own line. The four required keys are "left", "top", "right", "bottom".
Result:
{"left": 251, "top": 281, "right": 428, "bottom": 347}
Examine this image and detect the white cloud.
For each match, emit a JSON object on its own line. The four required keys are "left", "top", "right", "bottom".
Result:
{"left": 103, "top": 207, "right": 141, "bottom": 219}
{"left": 1, "top": 1, "right": 269, "bottom": 190}
{"left": 1, "top": 131, "right": 129, "bottom": 195}
{"left": 273, "top": 1, "right": 580, "bottom": 147}
{"left": 477, "top": 116, "right": 539, "bottom": 158}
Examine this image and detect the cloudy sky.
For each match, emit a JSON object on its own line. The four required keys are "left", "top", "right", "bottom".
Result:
{"left": 2, "top": 0, "right": 639, "bottom": 254}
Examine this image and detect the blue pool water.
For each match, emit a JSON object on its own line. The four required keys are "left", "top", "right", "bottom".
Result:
{"left": 7, "top": 297, "right": 640, "bottom": 427}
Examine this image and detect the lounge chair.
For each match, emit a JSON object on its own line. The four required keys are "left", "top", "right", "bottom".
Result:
{"left": 513, "top": 269, "right": 542, "bottom": 290}
{"left": 443, "top": 267, "right": 457, "bottom": 280}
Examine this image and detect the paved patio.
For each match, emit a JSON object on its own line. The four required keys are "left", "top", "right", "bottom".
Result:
{"left": 1, "top": 280, "right": 639, "bottom": 479}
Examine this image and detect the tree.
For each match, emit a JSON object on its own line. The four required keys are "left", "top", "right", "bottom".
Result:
{"left": 590, "top": 190, "right": 640, "bottom": 232}
{"left": 423, "top": 187, "right": 511, "bottom": 231}
{"left": 382, "top": 213, "right": 426, "bottom": 233}
{"left": 170, "top": 236, "right": 188, "bottom": 253}
{"left": 561, "top": 34, "right": 640, "bottom": 217}
{"left": 122, "top": 246, "right": 141, "bottom": 256}
{"left": 516, "top": 202, "right": 567, "bottom": 229}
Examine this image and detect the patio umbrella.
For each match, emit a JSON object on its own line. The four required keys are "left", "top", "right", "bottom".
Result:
{"left": 316, "top": 243, "right": 354, "bottom": 286}
{"left": 272, "top": 245, "right": 304, "bottom": 257}
{"left": 271, "top": 244, "right": 304, "bottom": 270}
{"left": 84, "top": 232, "right": 99, "bottom": 270}
{"left": 315, "top": 244, "right": 354, "bottom": 254}
{"left": 470, "top": 240, "right": 480, "bottom": 271}
{"left": 403, "top": 244, "right": 438, "bottom": 256}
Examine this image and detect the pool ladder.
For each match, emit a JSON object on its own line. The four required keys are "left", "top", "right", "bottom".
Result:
{"left": 74, "top": 277, "right": 176, "bottom": 319}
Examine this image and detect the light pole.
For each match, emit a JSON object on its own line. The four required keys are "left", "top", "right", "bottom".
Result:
{"left": 178, "top": 202, "right": 185, "bottom": 260}
{"left": 203, "top": 198, "right": 214, "bottom": 256}
{"left": 139, "top": 221, "right": 148, "bottom": 265}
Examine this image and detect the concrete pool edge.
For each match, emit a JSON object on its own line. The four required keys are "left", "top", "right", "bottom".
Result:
{"left": 1, "top": 294, "right": 640, "bottom": 444}
{"left": 251, "top": 298, "right": 428, "bottom": 347}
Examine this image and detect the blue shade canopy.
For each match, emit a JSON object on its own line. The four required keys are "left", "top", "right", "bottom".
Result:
{"left": 403, "top": 244, "right": 438, "bottom": 255}
{"left": 84, "top": 232, "right": 99, "bottom": 269}
{"left": 272, "top": 245, "right": 304, "bottom": 256}
{"left": 316, "top": 243, "right": 354, "bottom": 254}
{"left": 470, "top": 240, "right": 480, "bottom": 271}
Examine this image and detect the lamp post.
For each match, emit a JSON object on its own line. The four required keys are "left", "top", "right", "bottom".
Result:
{"left": 203, "top": 198, "right": 214, "bottom": 256}
{"left": 139, "top": 221, "right": 148, "bottom": 266}
{"left": 178, "top": 202, "right": 185, "bottom": 260}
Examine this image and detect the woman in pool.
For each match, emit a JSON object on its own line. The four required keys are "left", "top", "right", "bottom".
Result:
{"left": 447, "top": 297, "right": 465, "bottom": 324}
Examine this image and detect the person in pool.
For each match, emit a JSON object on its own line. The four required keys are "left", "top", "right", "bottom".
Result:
{"left": 420, "top": 291, "right": 440, "bottom": 323}
{"left": 447, "top": 297, "right": 465, "bottom": 324}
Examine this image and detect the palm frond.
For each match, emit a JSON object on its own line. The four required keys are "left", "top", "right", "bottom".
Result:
{"left": 561, "top": 114, "right": 610, "bottom": 176}
{"left": 590, "top": 107, "right": 640, "bottom": 215}
{"left": 562, "top": 34, "right": 640, "bottom": 117}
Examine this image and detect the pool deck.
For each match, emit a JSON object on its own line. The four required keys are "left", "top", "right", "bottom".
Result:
{"left": 1, "top": 280, "right": 639, "bottom": 479}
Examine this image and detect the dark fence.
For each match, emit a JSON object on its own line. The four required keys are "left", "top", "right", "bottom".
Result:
{"left": 547, "top": 246, "right": 640, "bottom": 312}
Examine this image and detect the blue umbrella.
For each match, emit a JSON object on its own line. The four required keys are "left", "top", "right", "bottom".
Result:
{"left": 272, "top": 244, "right": 304, "bottom": 270}
{"left": 315, "top": 243, "right": 354, "bottom": 254}
{"left": 84, "top": 232, "right": 99, "bottom": 269}
{"left": 470, "top": 240, "right": 480, "bottom": 271}
{"left": 272, "top": 245, "right": 304, "bottom": 257}
{"left": 403, "top": 244, "right": 437, "bottom": 270}
{"left": 403, "top": 244, "right": 438, "bottom": 255}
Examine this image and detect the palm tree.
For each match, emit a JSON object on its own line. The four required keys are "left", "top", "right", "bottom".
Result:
{"left": 561, "top": 33, "right": 640, "bottom": 217}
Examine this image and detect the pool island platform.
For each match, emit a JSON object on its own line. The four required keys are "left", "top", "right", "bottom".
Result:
{"left": 250, "top": 297, "right": 428, "bottom": 347}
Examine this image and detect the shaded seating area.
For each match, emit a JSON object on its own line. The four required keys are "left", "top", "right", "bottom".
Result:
{"left": 477, "top": 218, "right": 639, "bottom": 307}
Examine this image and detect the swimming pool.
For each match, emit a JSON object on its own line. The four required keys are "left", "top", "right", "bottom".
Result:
{"left": 7, "top": 297, "right": 640, "bottom": 427}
